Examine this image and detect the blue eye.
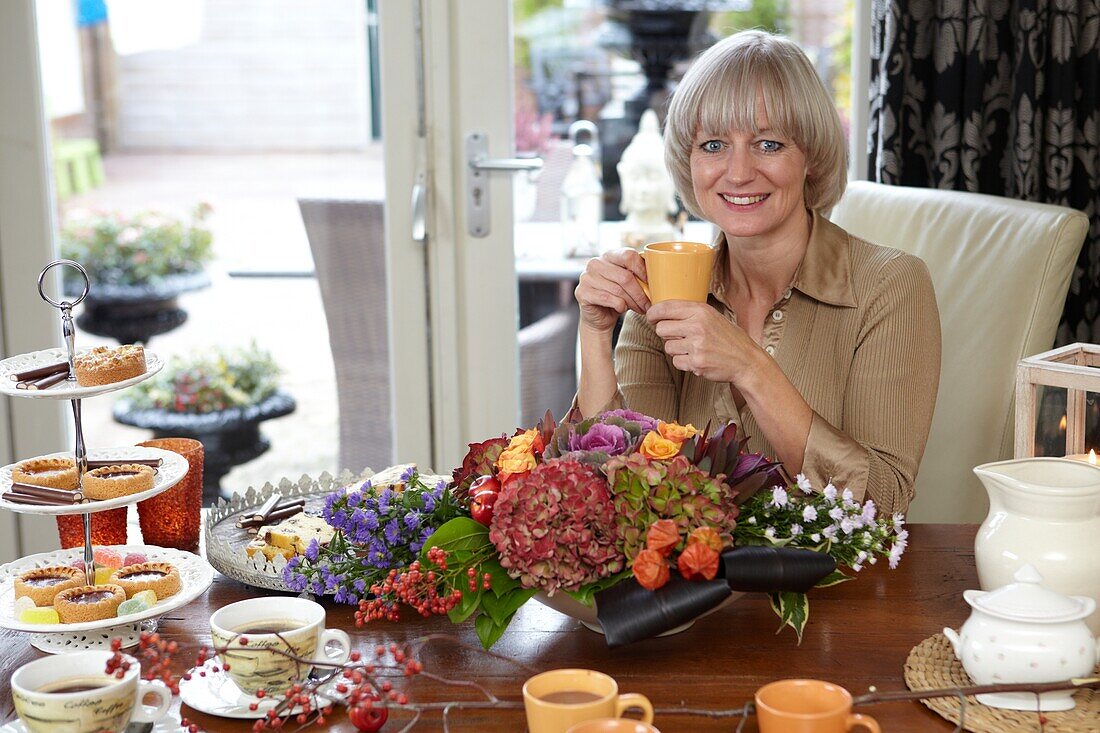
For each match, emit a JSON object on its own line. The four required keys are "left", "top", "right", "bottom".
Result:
{"left": 699, "top": 140, "right": 724, "bottom": 153}
{"left": 759, "top": 140, "right": 783, "bottom": 153}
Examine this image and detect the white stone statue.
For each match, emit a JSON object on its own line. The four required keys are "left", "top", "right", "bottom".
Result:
{"left": 617, "top": 109, "right": 677, "bottom": 247}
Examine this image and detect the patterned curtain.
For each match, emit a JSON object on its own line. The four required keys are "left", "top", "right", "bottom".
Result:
{"left": 868, "top": 0, "right": 1100, "bottom": 344}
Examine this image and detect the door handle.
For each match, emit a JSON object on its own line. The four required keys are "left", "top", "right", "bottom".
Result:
{"left": 465, "top": 132, "right": 543, "bottom": 237}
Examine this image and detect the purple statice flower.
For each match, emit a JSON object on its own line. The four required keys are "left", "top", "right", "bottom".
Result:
{"left": 403, "top": 512, "right": 422, "bottom": 533}
{"left": 305, "top": 539, "right": 320, "bottom": 562}
{"left": 569, "top": 422, "right": 629, "bottom": 455}
{"left": 423, "top": 491, "right": 437, "bottom": 512}
{"left": 602, "top": 409, "right": 660, "bottom": 434}
{"left": 353, "top": 578, "right": 367, "bottom": 594}
{"left": 347, "top": 492, "right": 362, "bottom": 508}
{"left": 383, "top": 518, "right": 401, "bottom": 545}
{"left": 377, "top": 487, "right": 394, "bottom": 514}
{"left": 400, "top": 465, "right": 417, "bottom": 483}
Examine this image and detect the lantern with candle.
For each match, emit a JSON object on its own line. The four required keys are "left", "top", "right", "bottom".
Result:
{"left": 1015, "top": 343, "right": 1100, "bottom": 459}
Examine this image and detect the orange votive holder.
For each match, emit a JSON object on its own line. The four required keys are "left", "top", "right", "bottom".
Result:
{"left": 136, "top": 437, "right": 204, "bottom": 552}
{"left": 56, "top": 508, "right": 128, "bottom": 548}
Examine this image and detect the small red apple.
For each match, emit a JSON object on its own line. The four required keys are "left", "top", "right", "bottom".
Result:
{"left": 469, "top": 485, "right": 500, "bottom": 526}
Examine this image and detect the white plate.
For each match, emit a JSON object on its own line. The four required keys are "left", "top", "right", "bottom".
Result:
{"left": 0, "top": 718, "right": 180, "bottom": 733}
{"left": 0, "top": 347, "right": 164, "bottom": 400}
{"left": 179, "top": 659, "right": 345, "bottom": 720}
{"left": 0, "top": 447, "right": 187, "bottom": 515}
{"left": 0, "top": 544, "right": 213, "bottom": 634}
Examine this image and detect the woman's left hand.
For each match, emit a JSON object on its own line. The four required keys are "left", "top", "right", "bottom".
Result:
{"left": 646, "top": 301, "right": 762, "bottom": 384}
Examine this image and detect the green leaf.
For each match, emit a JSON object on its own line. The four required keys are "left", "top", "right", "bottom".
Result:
{"left": 480, "top": 587, "right": 536, "bottom": 626}
{"left": 769, "top": 591, "right": 809, "bottom": 643}
{"left": 420, "top": 517, "right": 492, "bottom": 561}
{"left": 483, "top": 558, "right": 523, "bottom": 597}
{"left": 447, "top": 587, "right": 483, "bottom": 624}
{"left": 564, "top": 569, "right": 634, "bottom": 607}
{"left": 474, "top": 612, "right": 511, "bottom": 649}
{"left": 814, "top": 569, "right": 852, "bottom": 588}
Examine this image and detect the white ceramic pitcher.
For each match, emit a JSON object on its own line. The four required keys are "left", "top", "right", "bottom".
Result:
{"left": 973, "top": 457, "right": 1100, "bottom": 635}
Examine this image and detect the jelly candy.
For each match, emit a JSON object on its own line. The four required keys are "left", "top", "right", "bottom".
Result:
{"left": 132, "top": 590, "right": 157, "bottom": 607}
{"left": 94, "top": 567, "right": 113, "bottom": 585}
{"left": 14, "top": 596, "right": 37, "bottom": 616}
{"left": 123, "top": 552, "right": 148, "bottom": 566}
{"left": 117, "top": 598, "right": 149, "bottom": 616}
{"left": 20, "top": 607, "right": 60, "bottom": 624}
{"left": 92, "top": 548, "right": 123, "bottom": 568}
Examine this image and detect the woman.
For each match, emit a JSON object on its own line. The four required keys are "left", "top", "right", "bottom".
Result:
{"left": 574, "top": 31, "right": 941, "bottom": 514}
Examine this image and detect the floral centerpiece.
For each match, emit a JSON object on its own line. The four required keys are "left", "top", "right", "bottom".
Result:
{"left": 286, "top": 410, "right": 908, "bottom": 648}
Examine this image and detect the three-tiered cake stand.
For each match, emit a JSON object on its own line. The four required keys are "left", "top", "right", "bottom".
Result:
{"left": 0, "top": 260, "right": 213, "bottom": 652}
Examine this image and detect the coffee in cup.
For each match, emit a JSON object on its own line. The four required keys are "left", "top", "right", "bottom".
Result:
{"left": 638, "top": 241, "right": 716, "bottom": 304}
{"left": 210, "top": 596, "right": 351, "bottom": 696}
{"left": 755, "top": 679, "right": 881, "bottom": 733}
{"left": 523, "top": 669, "right": 653, "bottom": 733}
{"left": 12, "top": 650, "right": 172, "bottom": 733}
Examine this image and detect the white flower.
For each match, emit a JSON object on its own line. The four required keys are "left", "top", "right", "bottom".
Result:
{"left": 822, "top": 525, "right": 838, "bottom": 540}
{"left": 748, "top": 516, "right": 757, "bottom": 525}
{"left": 868, "top": 555, "right": 878, "bottom": 565}
{"left": 765, "top": 526, "right": 776, "bottom": 539}
{"left": 802, "top": 505, "right": 818, "bottom": 522}
{"left": 852, "top": 561, "right": 864, "bottom": 572}
{"left": 810, "top": 533, "right": 821, "bottom": 542}
{"left": 856, "top": 550, "right": 868, "bottom": 564}
{"left": 840, "top": 517, "right": 856, "bottom": 535}
{"left": 790, "top": 523, "right": 803, "bottom": 536}
{"left": 823, "top": 483, "right": 838, "bottom": 502}
{"left": 770, "top": 486, "right": 789, "bottom": 508}
{"left": 888, "top": 542, "right": 906, "bottom": 569}
{"left": 828, "top": 506, "right": 844, "bottom": 521}
{"left": 861, "top": 500, "right": 877, "bottom": 524}
{"left": 842, "top": 488, "right": 854, "bottom": 502}
{"left": 892, "top": 512, "right": 905, "bottom": 533}
{"left": 796, "top": 473, "right": 813, "bottom": 494}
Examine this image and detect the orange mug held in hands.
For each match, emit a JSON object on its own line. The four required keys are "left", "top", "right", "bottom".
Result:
{"left": 755, "top": 680, "right": 880, "bottom": 733}
{"left": 523, "top": 669, "right": 654, "bottom": 733}
{"left": 636, "top": 241, "right": 716, "bottom": 304}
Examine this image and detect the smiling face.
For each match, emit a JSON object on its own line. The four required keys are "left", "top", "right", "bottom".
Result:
{"left": 689, "top": 112, "right": 809, "bottom": 243}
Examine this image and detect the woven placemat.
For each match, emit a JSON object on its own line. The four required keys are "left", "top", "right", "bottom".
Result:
{"left": 904, "top": 633, "right": 1099, "bottom": 732}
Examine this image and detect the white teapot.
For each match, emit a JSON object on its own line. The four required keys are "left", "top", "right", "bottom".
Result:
{"left": 944, "top": 565, "right": 1098, "bottom": 711}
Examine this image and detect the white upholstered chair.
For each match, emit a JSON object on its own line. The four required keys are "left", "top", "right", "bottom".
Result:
{"left": 830, "top": 181, "right": 1088, "bottom": 523}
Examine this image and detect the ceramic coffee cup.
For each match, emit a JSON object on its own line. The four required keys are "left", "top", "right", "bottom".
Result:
{"left": 755, "top": 679, "right": 880, "bottom": 733}
{"left": 567, "top": 718, "right": 662, "bottom": 733}
{"left": 638, "top": 241, "right": 716, "bottom": 304}
{"left": 210, "top": 596, "right": 351, "bottom": 696}
{"left": 12, "top": 650, "right": 172, "bottom": 733}
{"left": 523, "top": 669, "right": 653, "bottom": 733}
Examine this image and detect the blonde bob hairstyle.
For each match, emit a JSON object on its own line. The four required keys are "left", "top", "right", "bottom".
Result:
{"left": 663, "top": 30, "right": 847, "bottom": 218}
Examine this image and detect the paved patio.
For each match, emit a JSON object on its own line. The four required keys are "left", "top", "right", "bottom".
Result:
{"left": 63, "top": 148, "right": 384, "bottom": 500}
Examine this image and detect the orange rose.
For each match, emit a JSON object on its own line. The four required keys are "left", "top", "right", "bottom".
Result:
{"left": 639, "top": 431, "right": 682, "bottom": 460}
{"left": 506, "top": 428, "right": 543, "bottom": 454}
{"left": 632, "top": 549, "right": 671, "bottom": 591}
{"left": 496, "top": 448, "right": 536, "bottom": 477}
{"left": 658, "top": 421, "right": 698, "bottom": 442}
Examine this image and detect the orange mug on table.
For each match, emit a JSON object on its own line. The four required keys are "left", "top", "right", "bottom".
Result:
{"left": 636, "top": 241, "right": 716, "bottom": 304}
{"left": 755, "top": 679, "right": 880, "bottom": 733}
{"left": 523, "top": 669, "right": 654, "bottom": 733}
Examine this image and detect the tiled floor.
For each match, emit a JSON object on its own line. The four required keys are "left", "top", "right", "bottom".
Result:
{"left": 62, "top": 148, "right": 384, "bottom": 500}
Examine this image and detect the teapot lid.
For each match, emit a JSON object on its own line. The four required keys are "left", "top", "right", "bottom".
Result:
{"left": 967, "top": 565, "right": 1094, "bottom": 623}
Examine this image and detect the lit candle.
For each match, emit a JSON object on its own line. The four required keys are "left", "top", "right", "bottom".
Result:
{"left": 1065, "top": 449, "right": 1098, "bottom": 464}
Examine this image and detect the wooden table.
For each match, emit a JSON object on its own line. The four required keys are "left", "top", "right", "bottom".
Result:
{"left": 0, "top": 525, "right": 975, "bottom": 732}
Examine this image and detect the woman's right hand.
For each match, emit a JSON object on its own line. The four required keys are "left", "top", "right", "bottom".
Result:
{"left": 574, "top": 249, "right": 651, "bottom": 335}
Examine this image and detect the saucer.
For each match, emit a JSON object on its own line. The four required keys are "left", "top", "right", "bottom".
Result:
{"left": 0, "top": 719, "right": 179, "bottom": 733}
{"left": 178, "top": 659, "right": 344, "bottom": 720}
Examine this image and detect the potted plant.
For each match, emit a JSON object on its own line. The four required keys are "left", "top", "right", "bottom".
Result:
{"left": 60, "top": 203, "right": 215, "bottom": 343}
{"left": 112, "top": 343, "right": 296, "bottom": 502}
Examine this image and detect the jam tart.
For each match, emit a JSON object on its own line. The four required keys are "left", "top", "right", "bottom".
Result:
{"left": 73, "top": 344, "right": 146, "bottom": 387}
{"left": 109, "top": 561, "right": 180, "bottom": 599}
{"left": 14, "top": 565, "right": 83, "bottom": 607}
{"left": 54, "top": 584, "right": 126, "bottom": 623}
{"left": 11, "top": 457, "right": 79, "bottom": 491}
{"left": 81, "top": 464, "right": 155, "bottom": 500}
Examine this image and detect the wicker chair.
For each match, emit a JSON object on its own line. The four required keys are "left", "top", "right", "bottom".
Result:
{"left": 298, "top": 198, "right": 393, "bottom": 475}
{"left": 518, "top": 305, "right": 580, "bottom": 427}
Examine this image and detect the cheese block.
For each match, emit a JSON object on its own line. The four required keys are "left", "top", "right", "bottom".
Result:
{"left": 244, "top": 534, "right": 295, "bottom": 562}
{"left": 262, "top": 513, "right": 334, "bottom": 556}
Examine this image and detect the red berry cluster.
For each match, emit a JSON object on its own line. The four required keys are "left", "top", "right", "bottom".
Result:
{"left": 355, "top": 547, "right": 465, "bottom": 624}
{"left": 466, "top": 566, "right": 493, "bottom": 593}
